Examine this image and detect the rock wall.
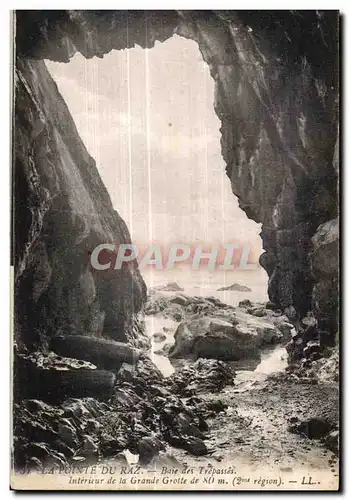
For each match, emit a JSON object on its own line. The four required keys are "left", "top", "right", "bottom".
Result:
{"left": 14, "top": 56, "right": 147, "bottom": 349}
{"left": 13, "top": 10, "right": 339, "bottom": 352}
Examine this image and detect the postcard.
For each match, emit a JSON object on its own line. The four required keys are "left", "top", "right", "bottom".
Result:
{"left": 11, "top": 9, "right": 339, "bottom": 491}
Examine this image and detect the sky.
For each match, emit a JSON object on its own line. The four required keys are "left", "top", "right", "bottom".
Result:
{"left": 45, "top": 34, "right": 264, "bottom": 280}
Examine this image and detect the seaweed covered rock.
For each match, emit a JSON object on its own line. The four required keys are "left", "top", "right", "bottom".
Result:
{"left": 168, "top": 358, "right": 236, "bottom": 396}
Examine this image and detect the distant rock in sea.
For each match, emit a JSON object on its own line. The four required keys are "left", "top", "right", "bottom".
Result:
{"left": 155, "top": 282, "right": 184, "bottom": 292}
{"left": 217, "top": 283, "right": 252, "bottom": 292}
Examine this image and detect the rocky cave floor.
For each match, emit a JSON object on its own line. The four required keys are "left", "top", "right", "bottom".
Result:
{"left": 12, "top": 288, "right": 339, "bottom": 482}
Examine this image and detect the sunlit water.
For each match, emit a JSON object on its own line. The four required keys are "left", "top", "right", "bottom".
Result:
{"left": 145, "top": 315, "right": 177, "bottom": 377}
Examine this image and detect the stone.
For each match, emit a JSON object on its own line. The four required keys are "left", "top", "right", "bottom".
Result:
{"left": 154, "top": 343, "right": 173, "bottom": 356}
{"left": 324, "top": 430, "right": 339, "bottom": 455}
{"left": 172, "top": 413, "right": 205, "bottom": 439}
{"left": 168, "top": 323, "right": 196, "bottom": 359}
{"left": 169, "top": 316, "right": 258, "bottom": 361}
{"left": 79, "top": 435, "right": 98, "bottom": 457}
{"left": 217, "top": 283, "right": 252, "bottom": 292}
{"left": 50, "top": 335, "right": 142, "bottom": 370}
{"left": 25, "top": 443, "right": 67, "bottom": 468}
{"left": 303, "top": 341, "right": 321, "bottom": 359}
{"left": 169, "top": 295, "right": 189, "bottom": 306}
{"left": 58, "top": 422, "right": 78, "bottom": 448}
{"left": 182, "top": 437, "right": 208, "bottom": 456}
{"left": 55, "top": 440, "right": 75, "bottom": 458}
{"left": 311, "top": 219, "right": 339, "bottom": 279}
{"left": 311, "top": 218, "right": 339, "bottom": 341}
{"left": 152, "top": 333, "right": 167, "bottom": 343}
{"left": 238, "top": 300, "right": 252, "bottom": 308}
{"left": 100, "top": 434, "right": 123, "bottom": 457}
{"left": 275, "top": 321, "right": 294, "bottom": 339}
{"left": 164, "top": 429, "right": 208, "bottom": 456}
{"left": 168, "top": 358, "right": 235, "bottom": 395}
{"left": 265, "top": 301, "right": 278, "bottom": 311}
{"left": 173, "top": 311, "right": 183, "bottom": 322}
{"left": 137, "top": 436, "right": 164, "bottom": 465}
{"left": 286, "top": 339, "right": 304, "bottom": 363}
{"left": 168, "top": 303, "right": 288, "bottom": 360}
{"left": 247, "top": 307, "right": 268, "bottom": 317}
{"left": 301, "top": 314, "right": 317, "bottom": 329}
{"left": 15, "top": 351, "right": 116, "bottom": 402}
{"left": 154, "top": 282, "right": 184, "bottom": 292}
{"left": 193, "top": 332, "right": 259, "bottom": 361}
{"left": 289, "top": 418, "right": 332, "bottom": 439}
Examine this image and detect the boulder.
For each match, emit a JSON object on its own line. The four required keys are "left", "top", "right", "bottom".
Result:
{"left": 137, "top": 436, "right": 164, "bottom": 465}
{"left": 289, "top": 417, "right": 333, "bottom": 439}
{"left": 168, "top": 322, "right": 197, "bottom": 359}
{"left": 152, "top": 333, "right": 167, "bottom": 343}
{"left": 14, "top": 351, "right": 116, "bottom": 402}
{"left": 303, "top": 340, "right": 322, "bottom": 359}
{"left": 247, "top": 307, "right": 268, "bottom": 317}
{"left": 311, "top": 219, "right": 339, "bottom": 280}
{"left": 50, "top": 335, "right": 142, "bottom": 370}
{"left": 154, "top": 282, "right": 184, "bottom": 292}
{"left": 286, "top": 338, "right": 304, "bottom": 363}
{"left": 154, "top": 343, "right": 174, "bottom": 357}
{"left": 164, "top": 430, "right": 208, "bottom": 456}
{"left": 301, "top": 319, "right": 319, "bottom": 344}
{"left": 182, "top": 437, "right": 208, "bottom": 456}
{"left": 58, "top": 420, "right": 78, "bottom": 448}
{"left": 324, "top": 430, "right": 339, "bottom": 455}
{"left": 233, "top": 309, "right": 285, "bottom": 345}
{"left": 78, "top": 435, "right": 99, "bottom": 457}
{"left": 100, "top": 433, "right": 124, "bottom": 457}
{"left": 217, "top": 283, "right": 252, "bottom": 292}
{"left": 168, "top": 358, "right": 236, "bottom": 395}
{"left": 40, "top": 369, "right": 116, "bottom": 402}
{"left": 169, "top": 294, "right": 189, "bottom": 306}
{"left": 193, "top": 332, "right": 259, "bottom": 361}
{"left": 169, "top": 308, "right": 287, "bottom": 361}
{"left": 239, "top": 299, "right": 252, "bottom": 308}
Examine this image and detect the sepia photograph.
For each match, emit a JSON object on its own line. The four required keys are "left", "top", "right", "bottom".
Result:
{"left": 10, "top": 9, "right": 340, "bottom": 491}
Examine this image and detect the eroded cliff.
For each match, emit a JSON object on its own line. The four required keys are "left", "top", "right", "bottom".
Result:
{"left": 14, "top": 56, "right": 147, "bottom": 349}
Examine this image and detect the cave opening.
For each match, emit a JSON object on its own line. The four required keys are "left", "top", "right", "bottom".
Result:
{"left": 12, "top": 12, "right": 340, "bottom": 482}
{"left": 45, "top": 33, "right": 268, "bottom": 306}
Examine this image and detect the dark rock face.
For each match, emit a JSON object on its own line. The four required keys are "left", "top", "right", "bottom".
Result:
{"left": 14, "top": 10, "right": 339, "bottom": 357}
{"left": 310, "top": 218, "right": 339, "bottom": 345}
{"left": 14, "top": 56, "right": 147, "bottom": 349}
